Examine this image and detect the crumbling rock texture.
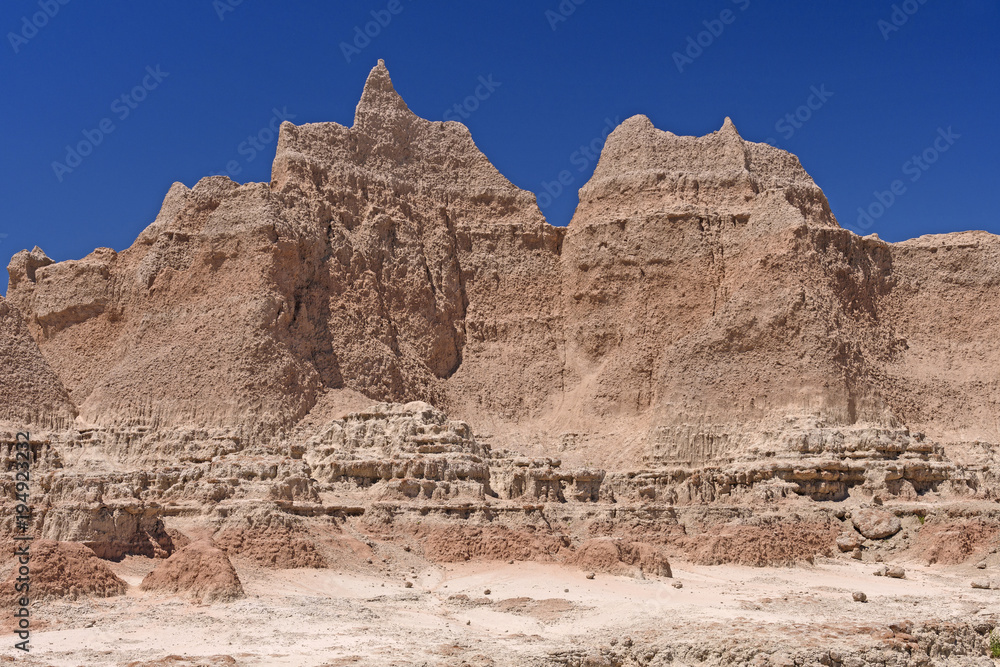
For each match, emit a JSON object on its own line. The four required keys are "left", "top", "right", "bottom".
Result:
{"left": 0, "top": 289, "right": 75, "bottom": 429}
{"left": 211, "top": 505, "right": 327, "bottom": 568}
{"left": 685, "top": 516, "right": 839, "bottom": 567}
{"left": 1, "top": 60, "right": 999, "bottom": 664}
{"left": 2, "top": 540, "right": 126, "bottom": 602}
{"left": 140, "top": 540, "right": 244, "bottom": 603}
{"left": 7, "top": 61, "right": 997, "bottom": 472}
{"left": 567, "top": 538, "right": 672, "bottom": 577}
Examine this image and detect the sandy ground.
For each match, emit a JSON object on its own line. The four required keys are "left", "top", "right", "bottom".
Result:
{"left": 3, "top": 557, "right": 999, "bottom": 666}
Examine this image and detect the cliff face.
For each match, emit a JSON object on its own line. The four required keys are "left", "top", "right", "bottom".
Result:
{"left": 5, "top": 61, "right": 999, "bottom": 468}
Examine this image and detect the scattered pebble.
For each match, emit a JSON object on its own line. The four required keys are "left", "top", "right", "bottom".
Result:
{"left": 484, "top": 589, "right": 491, "bottom": 595}
{"left": 853, "top": 591, "right": 867, "bottom": 603}
{"left": 586, "top": 573, "right": 595, "bottom": 580}
{"left": 672, "top": 581, "right": 683, "bottom": 589}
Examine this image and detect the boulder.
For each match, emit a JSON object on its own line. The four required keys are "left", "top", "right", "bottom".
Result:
{"left": 852, "top": 509, "right": 902, "bottom": 540}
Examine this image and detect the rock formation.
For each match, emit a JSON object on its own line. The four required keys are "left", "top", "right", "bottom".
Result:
{"left": 1, "top": 60, "right": 998, "bottom": 665}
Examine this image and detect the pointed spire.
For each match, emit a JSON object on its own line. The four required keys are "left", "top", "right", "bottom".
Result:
{"left": 719, "top": 116, "right": 742, "bottom": 140}
{"left": 354, "top": 59, "right": 414, "bottom": 129}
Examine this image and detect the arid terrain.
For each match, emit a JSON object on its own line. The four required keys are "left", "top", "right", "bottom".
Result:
{"left": 1, "top": 61, "right": 998, "bottom": 666}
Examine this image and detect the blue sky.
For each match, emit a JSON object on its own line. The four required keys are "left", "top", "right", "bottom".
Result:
{"left": 2, "top": 1, "right": 998, "bottom": 289}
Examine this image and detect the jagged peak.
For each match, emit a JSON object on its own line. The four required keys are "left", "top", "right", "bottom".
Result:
{"left": 354, "top": 59, "right": 414, "bottom": 129}
{"left": 718, "top": 116, "right": 742, "bottom": 141}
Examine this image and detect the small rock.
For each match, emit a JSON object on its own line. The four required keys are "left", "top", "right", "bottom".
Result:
{"left": 483, "top": 589, "right": 491, "bottom": 595}
{"left": 403, "top": 545, "right": 411, "bottom": 552}
{"left": 508, "top": 560, "right": 514, "bottom": 565}
{"left": 404, "top": 581, "right": 413, "bottom": 588}
{"left": 672, "top": 581, "right": 683, "bottom": 589}
{"left": 873, "top": 565, "right": 888, "bottom": 577}
{"left": 886, "top": 566, "right": 906, "bottom": 579}
{"left": 564, "top": 588, "right": 569, "bottom": 593}
{"left": 586, "top": 572, "right": 595, "bottom": 580}
{"left": 851, "top": 548, "right": 863, "bottom": 561}
{"left": 837, "top": 532, "right": 862, "bottom": 552}
{"left": 853, "top": 591, "right": 867, "bottom": 602}
{"left": 971, "top": 580, "right": 991, "bottom": 589}
{"left": 466, "top": 620, "right": 471, "bottom": 626}
{"left": 976, "top": 561, "right": 987, "bottom": 570}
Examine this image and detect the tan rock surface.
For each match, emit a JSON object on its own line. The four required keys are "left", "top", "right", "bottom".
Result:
{"left": 2, "top": 61, "right": 999, "bottom": 666}
{"left": 0, "top": 290, "right": 75, "bottom": 429}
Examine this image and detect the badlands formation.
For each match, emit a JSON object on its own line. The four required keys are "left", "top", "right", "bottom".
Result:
{"left": 1, "top": 61, "right": 999, "bottom": 666}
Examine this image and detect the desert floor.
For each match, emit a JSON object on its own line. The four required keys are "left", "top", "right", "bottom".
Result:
{"left": 5, "top": 555, "right": 998, "bottom": 666}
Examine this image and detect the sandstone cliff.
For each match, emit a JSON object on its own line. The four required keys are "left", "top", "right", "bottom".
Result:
{"left": 3, "top": 59, "right": 998, "bottom": 475}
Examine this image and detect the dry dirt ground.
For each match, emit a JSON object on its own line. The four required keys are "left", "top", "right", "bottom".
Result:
{"left": 3, "top": 557, "right": 998, "bottom": 666}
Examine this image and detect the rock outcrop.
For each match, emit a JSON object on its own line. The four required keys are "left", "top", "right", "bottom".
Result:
{"left": 6, "top": 61, "right": 998, "bottom": 475}
{"left": 1, "top": 61, "right": 998, "bottom": 664}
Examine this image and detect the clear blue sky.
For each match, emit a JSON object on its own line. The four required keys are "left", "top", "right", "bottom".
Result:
{"left": 2, "top": 0, "right": 997, "bottom": 289}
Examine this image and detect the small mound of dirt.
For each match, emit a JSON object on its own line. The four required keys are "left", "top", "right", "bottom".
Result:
{"left": 567, "top": 538, "right": 672, "bottom": 577}
{"left": 411, "top": 524, "right": 570, "bottom": 563}
{"left": 687, "top": 520, "right": 837, "bottom": 567}
{"left": 3, "top": 540, "right": 127, "bottom": 602}
{"left": 912, "top": 520, "right": 1000, "bottom": 565}
{"left": 140, "top": 540, "right": 244, "bottom": 603}
{"left": 213, "top": 507, "right": 325, "bottom": 569}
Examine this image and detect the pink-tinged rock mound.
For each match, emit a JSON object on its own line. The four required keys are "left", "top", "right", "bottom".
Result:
{"left": 567, "top": 538, "right": 672, "bottom": 577}
{"left": 3, "top": 540, "right": 126, "bottom": 602}
{"left": 212, "top": 506, "right": 326, "bottom": 569}
{"left": 687, "top": 519, "right": 838, "bottom": 567}
{"left": 406, "top": 524, "right": 569, "bottom": 563}
{"left": 140, "top": 540, "right": 244, "bottom": 603}
{"left": 912, "top": 519, "right": 1000, "bottom": 565}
